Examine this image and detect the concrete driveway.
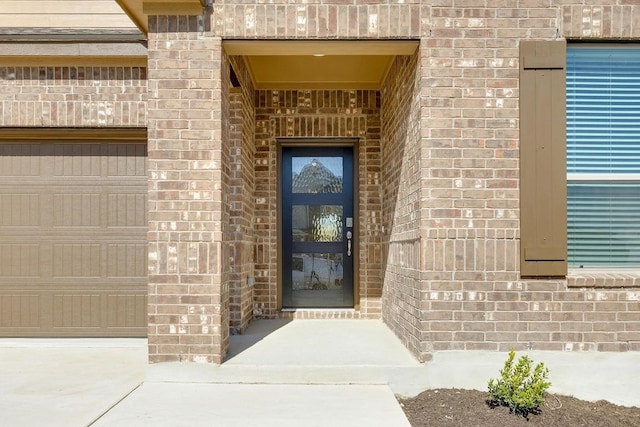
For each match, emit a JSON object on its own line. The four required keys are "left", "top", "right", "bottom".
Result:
{"left": 0, "top": 339, "right": 146, "bottom": 426}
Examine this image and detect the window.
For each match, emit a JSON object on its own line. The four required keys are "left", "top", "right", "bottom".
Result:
{"left": 567, "top": 46, "right": 640, "bottom": 267}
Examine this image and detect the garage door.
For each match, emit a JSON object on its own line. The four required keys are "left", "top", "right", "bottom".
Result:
{"left": 0, "top": 133, "right": 147, "bottom": 337}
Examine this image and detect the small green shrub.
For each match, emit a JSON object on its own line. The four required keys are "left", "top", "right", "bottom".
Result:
{"left": 487, "top": 349, "right": 551, "bottom": 417}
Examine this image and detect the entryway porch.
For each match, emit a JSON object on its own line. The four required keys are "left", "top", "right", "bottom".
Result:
{"left": 147, "top": 318, "right": 430, "bottom": 397}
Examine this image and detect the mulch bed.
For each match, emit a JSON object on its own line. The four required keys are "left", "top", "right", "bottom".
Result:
{"left": 399, "top": 388, "right": 640, "bottom": 427}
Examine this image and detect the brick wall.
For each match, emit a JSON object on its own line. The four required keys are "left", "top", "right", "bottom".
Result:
{"left": 220, "top": 50, "right": 232, "bottom": 361}
{"left": 0, "top": 66, "right": 146, "bottom": 127}
{"left": 562, "top": 2, "right": 640, "bottom": 39}
{"left": 380, "top": 52, "right": 423, "bottom": 359}
{"left": 143, "top": 1, "right": 639, "bottom": 362}
{"left": 417, "top": 2, "right": 528, "bottom": 360}
{"left": 414, "top": 1, "right": 640, "bottom": 360}
{"left": 253, "top": 89, "right": 382, "bottom": 319}
{"left": 147, "top": 15, "right": 229, "bottom": 363}
{"left": 211, "top": 3, "right": 425, "bottom": 39}
{"left": 228, "top": 56, "right": 256, "bottom": 333}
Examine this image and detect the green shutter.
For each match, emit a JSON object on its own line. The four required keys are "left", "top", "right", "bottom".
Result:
{"left": 519, "top": 40, "right": 567, "bottom": 277}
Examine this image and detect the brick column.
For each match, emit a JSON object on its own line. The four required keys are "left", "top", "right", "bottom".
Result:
{"left": 147, "top": 13, "right": 229, "bottom": 364}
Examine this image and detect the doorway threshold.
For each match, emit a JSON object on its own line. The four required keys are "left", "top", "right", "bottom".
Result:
{"left": 279, "top": 308, "right": 361, "bottom": 319}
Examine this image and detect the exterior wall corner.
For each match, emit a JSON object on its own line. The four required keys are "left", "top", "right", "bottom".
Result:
{"left": 147, "top": 15, "right": 229, "bottom": 364}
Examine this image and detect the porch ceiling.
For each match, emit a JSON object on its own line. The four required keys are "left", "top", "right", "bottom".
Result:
{"left": 224, "top": 40, "right": 419, "bottom": 90}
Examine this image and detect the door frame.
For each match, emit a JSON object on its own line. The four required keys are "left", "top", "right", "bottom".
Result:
{"left": 277, "top": 138, "right": 360, "bottom": 311}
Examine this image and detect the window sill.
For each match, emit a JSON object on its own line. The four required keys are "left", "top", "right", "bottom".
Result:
{"left": 567, "top": 269, "right": 640, "bottom": 288}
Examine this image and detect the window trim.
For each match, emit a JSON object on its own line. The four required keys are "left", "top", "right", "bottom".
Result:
{"left": 567, "top": 269, "right": 640, "bottom": 288}
{"left": 568, "top": 174, "right": 640, "bottom": 181}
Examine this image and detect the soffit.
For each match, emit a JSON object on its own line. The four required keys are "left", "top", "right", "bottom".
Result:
{"left": 116, "top": 0, "right": 148, "bottom": 33}
{"left": 224, "top": 41, "right": 419, "bottom": 90}
{"left": 244, "top": 55, "right": 394, "bottom": 90}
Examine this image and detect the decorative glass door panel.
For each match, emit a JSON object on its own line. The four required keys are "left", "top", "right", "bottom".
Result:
{"left": 282, "top": 147, "right": 354, "bottom": 308}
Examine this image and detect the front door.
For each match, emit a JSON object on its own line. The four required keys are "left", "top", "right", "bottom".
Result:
{"left": 282, "top": 146, "right": 354, "bottom": 308}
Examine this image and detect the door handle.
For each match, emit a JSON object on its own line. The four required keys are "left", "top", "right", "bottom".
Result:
{"left": 346, "top": 231, "right": 352, "bottom": 257}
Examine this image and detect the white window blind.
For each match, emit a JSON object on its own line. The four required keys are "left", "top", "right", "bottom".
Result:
{"left": 567, "top": 47, "right": 640, "bottom": 267}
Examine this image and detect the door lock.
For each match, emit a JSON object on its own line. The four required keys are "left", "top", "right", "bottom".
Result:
{"left": 346, "top": 231, "right": 352, "bottom": 257}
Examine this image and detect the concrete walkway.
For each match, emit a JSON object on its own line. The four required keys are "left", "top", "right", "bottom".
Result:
{"left": 92, "top": 383, "right": 408, "bottom": 427}
{"left": 2, "top": 319, "right": 639, "bottom": 426}
{"left": 107, "top": 319, "right": 417, "bottom": 426}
